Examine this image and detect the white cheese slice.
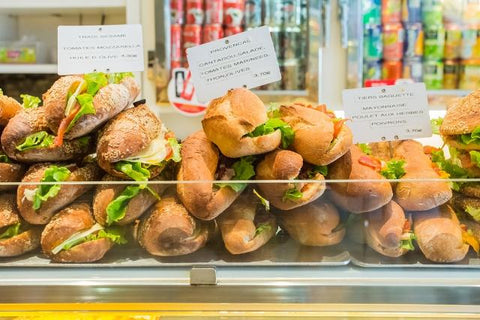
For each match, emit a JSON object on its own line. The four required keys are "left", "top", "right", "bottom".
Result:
{"left": 64, "top": 79, "right": 86, "bottom": 116}
{"left": 123, "top": 125, "right": 170, "bottom": 165}
{"left": 51, "top": 223, "right": 104, "bottom": 255}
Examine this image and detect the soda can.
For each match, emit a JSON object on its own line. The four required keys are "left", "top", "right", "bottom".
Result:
{"left": 461, "top": 25, "right": 480, "bottom": 60}
{"left": 205, "top": 0, "right": 223, "bottom": 24}
{"left": 424, "top": 26, "right": 445, "bottom": 60}
{"left": 423, "top": 59, "right": 444, "bottom": 90}
{"left": 170, "top": 0, "right": 184, "bottom": 24}
{"left": 363, "top": 0, "right": 381, "bottom": 25}
{"left": 182, "top": 24, "right": 202, "bottom": 62}
{"left": 381, "top": 0, "right": 401, "bottom": 24}
{"left": 171, "top": 24, "right": 183, "bottom": 67}
{"left": 404, "top": 23, "right": 424, "bottom": 58}
{"left": 224, "top": 26, "right": 243, "bottom": 37}
{"left": 224, "top": 0, "right": 245, "bottom": 27}
{"left": 401, "top": 0, "right": 422, "bottom": 24}
{"left": 445, "top": 24, "right": 462, "bottom": 60}
{"left": 186, "top": 0, "right": 204, "bottom": 25}
{"left": 363, "top": 60, "right": 382, "bottom": 82}
{"left": 460, "top": 59, "right": 480, "bottom": 90}
{"left": 443, "top": 59, "right": 459, "bottom": 89}
{"left": 363, "top": 24, "right": 383, "bottom": 61}
{"left": 422, "top": 0, "right": 442, "bottom": 26}
{"left": 403, "top": 57, "right": 423, "bottom": 82}
{"left": 245, "top": 0, "right": 263, "bottom": 29}
{"left": 203, "top": 24, "right": 223, "bottom": 43}
{"left": 382, "top": 60, "right": 402, "bottom": 80}
{"left": 383, "top": 23, "right": 404, "bottom": 61}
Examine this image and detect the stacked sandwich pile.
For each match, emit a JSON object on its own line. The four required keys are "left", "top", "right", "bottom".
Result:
{"left": 0, "top": 76, "right": 478, "bottom": 264}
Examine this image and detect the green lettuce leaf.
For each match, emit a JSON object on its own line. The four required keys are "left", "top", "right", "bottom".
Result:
{"left": 282, "top": 187, "right": 303, "bottom": 202}
{"left": 358, "top": 143, "right": 372, "bottom": 155}
{"left": 32, "top": 166, "right": 71, "bottom": 210}
{"left": 400, "top": 233, "right": 416, "bottom": 251}
{"left": 247, "top": 118, "right": 294, "bottom": 149}
{"left": 466, "top": 206, "right": 480, "bottom": 222}
{"left": 0, "top": 223, "right": 21, "bottom": 240}
{"left": 430, "top": 118, "right": 443, "bottom": 135}
{"left": 86, "top": 226, "right": 128, "bottom": 245}
{"left": 106, "top": 185, "right": 142, "bottom": 225}
{"left": 380, "top": 160, "right": 406, "bottom": 179}
{"left": 216, "top": 156, "right": 256, "bottom": 192}
{"left": 16, "top": 131, "right": 55, "bottom": 151}
{"left": 254, "top": 223, "right": 272, "bottom": 237}
{"left": 266, "top": 103, "right": 281, "bottom": 118}
{"left": 308, "top": 165, "right": 328, "bottom": 178}
{"left": 20, "top": 94, "right": 41, "bottom": 109}
{"left": 253, "top": 188, "right": 270, "bottom": 211}
{"left": 431, "top": 149, "right": 469, "bottom": 191}
{"left": 470, "top": 151, "right": 480, "bottom": 168}
{"left": 108, "top": 72, "right": 134, "bottom": 84}
{"left": 84, "top": 72, "right": 108, "bottom": 96}
{"left": 168, "top": 138, "right": 182, "bottom": 162}
{"left": 115, "top": 161, "right": 151, "bottom": 182}
{"left": 0, "top": 153, "right": 10, "bottom": 163}
{"left": 67, "top": 93, "right": 96, "bottom": 132}
{"left": 460, "top": 127, "right": 480, "bottom": 145}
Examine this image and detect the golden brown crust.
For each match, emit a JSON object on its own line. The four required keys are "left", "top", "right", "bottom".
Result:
{"left": 177, "top": 131, "right": 241, "bottom": 220}
{"left": 1, "top": 107, "right": 91, "bottom": 162}
{"left": 0, "top": 193, "right": 20, "bottom": 228}
{"left": 413, "top": 204, "right": 469, "bottom": 263}
{"left": 279, "top": 105, "right": 352, "bottom": 165}
{"left": 0, "top": 94, "right": 22, "bottom": 127}
{"left": 365, "top": 201, "right": 409, "bottom": 258}
{"left": 18, "top": 163, "right": 102, "bottom": 225}
{"left": 41, "top": 203, "right": 113, "bottom": 262}
{"left": 202, "top": 88, "right": 281, "bottom": 158}
{"left": 459, "top": 183, "right": 480, "bottom": 198}
{"left": 328, "top": 145, "right": 393, "bottom": 213}
{"left": 0, "top": 228, "right": 42, "bottom": 257}
{"left": 394, "top": 140, "right": 452, "bottom": 211}
{"left": 93, "top": 175, "right": 169, "bottom": 226}
{"left": 138, "top": 194, "right": 214, "bottom": 256}
{"left": 255, "top": 150, "right": 326, "bottom": 210}
{"left": 217, "top": 193, "right": 277, "bottom": 254}
{"left": 440, "top": 89, "right": 480, "bottom": 135}
{"left": 0, "top": 161, "right": 25, "bottom": 191}
{"left": 277, "top": 201, "right": 345, "bottom": 246}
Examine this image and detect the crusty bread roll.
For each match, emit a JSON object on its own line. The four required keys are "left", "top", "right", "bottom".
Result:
{"left": 96, "top": 104, "right": 166, "bottom": 179}
{"left": 365, "top": 200, "right": 410, "bottom": 258}
{"left": 0, "top": 194, "right": 41, "bottom": 257}
{"left": 328, "top": 145, "right": 393, "bottom": 213}
{"left": 93, "top": 175, "right": 169, "bottom": 226}
{"left": 202, "top": 88, "right": 281, "bottom": 158}
{"left": 217, "top": 192, "right": 277, "bottom": 254}
{"left": 0, "top": 155, "right": 25, "bottom": 192}
{"left": 1, "top": 107, "right": 92, "bottom": 162}
{"left": 17, "top": 162, "right": 102, "bottom": 225}
{"left": 137, "top": 193, "right": 214, "bottom": 256}
{"left": 177, "top": 131, "right": 241, "bottom": 220}
{"left": 276, "top": 201, "right": 345, "bottom": 246}
{"left": 255, "top": 150, "right": 326, "bottom": 210}
{"left": 41, "top": 203, "right": 113, "bottom": 263}
{"left": 440, "top": 89, "right": 480, "bottom": 136}
{"left": 0, "top": 94, "right": 21, "bottom": 127}
{"left": 394, "top": 140, "right": 452, "bottom": 211}
{"left": 43, "top": 75, "right": 139, "bottom": 140}
{"left": 413, "top": 204, "right": 469, "bottom": 263}
{"left": 278, "top": 104, "right": 352, "bottom": 165}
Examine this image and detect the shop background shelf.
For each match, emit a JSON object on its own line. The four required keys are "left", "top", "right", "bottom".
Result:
{"left": 0, "top": 64, "right": 57, "bottom": 74}
{"left": 0, "top": 0, "right": 126, "bottom": 15}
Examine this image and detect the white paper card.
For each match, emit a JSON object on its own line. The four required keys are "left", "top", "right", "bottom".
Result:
{"left": 186, "top": 26, "right": 282, "bottom": 102}
{"left": 342, "top": 83, "right": 432, "bottom": 143}
{"left": 57, "top": 24, "right": 144, "bottom": 75}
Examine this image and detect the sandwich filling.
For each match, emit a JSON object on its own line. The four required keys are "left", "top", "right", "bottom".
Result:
{"left": 400, "top": 220, "right": 416, "bottom": 251}
{"left": 55, "top": 72, "right": 134, "bottom": 146}
{"left": 0, "top": 151, "right": 10, "bottom": 163}
{"left": 245, "top": 116, "right": 294, "bottom": 149}
{"left": 23, "top": 165, "right": 71, "bottom": 210}
{"left": 282, "top": 164, "right": 328, "bottom": 202}
{"left": 20, "top": 94, "right": 41, "bottom": 109}
{"left": 215, "top": 156, "right": 256, "bottom": 192}
{"left": 460, "top": 224, "right": 480, "bottom": 254}
{"left": 51, "top": 223, "right": 127, "bottom": 255}
{"left": 0, "top": 222, "right": 22, "bottom": 241}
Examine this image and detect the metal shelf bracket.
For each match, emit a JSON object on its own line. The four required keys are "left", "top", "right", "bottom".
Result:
{"left": 190, "top": 266, "right": 217, "bottom": 286}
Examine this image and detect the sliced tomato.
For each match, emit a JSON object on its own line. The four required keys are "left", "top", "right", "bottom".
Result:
{"left": 165, "top": 131, "right": 175, "bottom": 140}
{"left": 462, "top": 228, "right": 480, "bottom": 254}
{"left": 333, "top": 119, "right": 349, "bottom": 138}
{"left": 164, "top": 143, "right": 173, "bottom": 161}
{"left": 358, "top": 155, "right": 382, "bottom": 171}
{"left": 423, "top": 145, "right": 440, "bottom": 155}
{"left": 54, "top": 104, "right": 81, "bottom": 147}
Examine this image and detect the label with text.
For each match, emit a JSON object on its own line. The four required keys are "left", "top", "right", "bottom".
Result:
{"left": 57, "top": 24, "right": 144, "bottom": 75}
{"left": 342, "top": 83, "right": 432, "bottom": 143}
{"left": 186, "top": 26, "right": 281, "bottom": 102}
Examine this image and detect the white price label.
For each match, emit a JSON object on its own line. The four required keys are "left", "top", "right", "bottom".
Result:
{"left": 186, "top": 26, "right": 281, "bottom": 102}
{"left": 57, "top": 24, "right": 144, "bottom": 75}
{"left": 342, "top": 83, "right": 432, "bottom": 143}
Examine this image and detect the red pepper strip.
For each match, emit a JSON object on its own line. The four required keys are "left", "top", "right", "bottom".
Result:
{"left": 403, "top": 219, "right": 411, "bottom": 234}
{"left": 316, "top": 104, "right": 327, "bottom": 113}
{"left": 423, "top": 145, "right": 440, "bottom": 154}
{"left": 333, "top": 119, "right": 349, "bottom": 139}
{"left": 358, "top": 155, "right": 382, "bottom": 171}
{"left": 165, "top": 131, "right": 175, "bottom": 139}
{"left": 54, "top": 104, "right": 81, "bottom": 147}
